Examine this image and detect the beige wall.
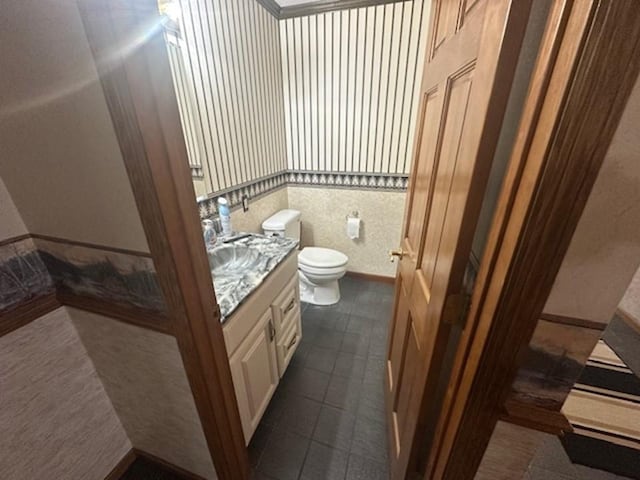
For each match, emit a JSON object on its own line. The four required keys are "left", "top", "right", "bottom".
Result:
{"left": 230, "top": 187, "right": 289, "bottom": 234}
{"left": 287, "top": 186, "right": 405, "bottom": 277}
{"left": 69, "top": 308, "right": 217, "bottom": 479}
{"left": 544, "top": 76, "right": 640, "bottom": 324}
{"left": 0, "top": 308, "right": 131, "bottom": 479}
{"left": 619, "top": 267, "right": 640, "bottom": 329}
{"left": 0, "top": 0, "right": 148, "bottom": 252}
{"left": 0, "top": 177, "right": 27, "bottom": 241}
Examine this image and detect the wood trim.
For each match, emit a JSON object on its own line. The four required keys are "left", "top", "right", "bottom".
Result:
{"left": 30, "top": 233, "right": 152, "bottom": 258}
{"left": 255, "top": 0, "right": 406, "bottom": 20}
{"left": 540, "top": 312, "right": 606, "bottom": 331}
{"left": 345, "top": 270, "right": 395, "bottom": 284}
{"left": 279, "top": 0, "right": 406, "bottom": 19}
{"left": 77, "top": 1, "right": 249, "bottom": 479}
{"left": 429, "top": 2, "right": 640, "bottom": 479}
{"left": 59, "top": 293, "right": 171, "bottom": 335}
{"left": 0, "top": 294, "right": 61, "bottom": 337}
{"left": 132, "top": 449, "right": 206, "bottom": 480}
{"left": 501, "top": 399, "right": 573, "bottom": 436}
{"left": 104, "top": 448, "right": 136, "bottom": 480}
{"left": 0, "top": 233, "right": 30, "bottom": 248}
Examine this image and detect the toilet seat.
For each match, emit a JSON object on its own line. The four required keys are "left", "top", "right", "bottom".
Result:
{"left": 298, "top": 247, "right": 348, "bottom": 269}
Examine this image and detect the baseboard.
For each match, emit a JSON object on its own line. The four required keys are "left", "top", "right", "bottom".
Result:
{"left": 132, "top": 449, "right": 206, "bottom": 480}
{"left": 104, "top": 449, "right": 136, "bottom": 480}
{"left": 346, "top": 270, "right": 395, "bottom": 284}
{"left": 0, "top": 293, "right": 61, "bottom": 337}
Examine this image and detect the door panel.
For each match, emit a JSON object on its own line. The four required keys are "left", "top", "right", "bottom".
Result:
{"left": 385, "top": 0, "right": 531, "bottom": 478}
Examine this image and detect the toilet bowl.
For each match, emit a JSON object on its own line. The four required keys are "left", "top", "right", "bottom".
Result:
{"left": 298, "top": 247, "right": 348, "bottom": 306}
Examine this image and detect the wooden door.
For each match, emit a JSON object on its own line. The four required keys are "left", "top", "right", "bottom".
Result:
{"left": 229, "top": 308, "right": 279, "bottom": 443}
{"left": 385, "top": 0, "right": 531, "bottom": 478}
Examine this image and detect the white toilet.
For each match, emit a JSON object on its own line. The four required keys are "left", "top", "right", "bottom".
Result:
{"left": 262, "top": 209, "right": 348, "bottom": 306}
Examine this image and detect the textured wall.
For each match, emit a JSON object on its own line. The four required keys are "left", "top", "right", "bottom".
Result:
{"left": 287, "top": 186, "right": 405, "bottom": 277}
{"left": 511, "top": 77, "right": 640, "bottom": 410}
{"left": 0, "top": 177, "right": 27, "bottom": 241}
{"left": 0, "top": 308, "right": 131, "bottom": 480}
{"left": 170, "top": 0, "right": 287, "bottom": 194}
{"left": 279, "top": 0, "right": 429, "bottom": 175}
{"left": 230, "top": 186, "right": 289, "bottom": 234}
{"left": 69, "top": 308, "right": 217, "bottom": 479}
{"left": 619, "top": 267, "right": 640, "bottom": 329}
{"left": 0, "top": 0, "right": 148, "bottom": 252}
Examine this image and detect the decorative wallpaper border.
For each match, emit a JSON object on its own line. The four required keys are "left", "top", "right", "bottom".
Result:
{"left": 0, "top": 235, "right": 168, "bottom": 334}
{"left": 197, "top": 170, "right": 409, "bottom": 219}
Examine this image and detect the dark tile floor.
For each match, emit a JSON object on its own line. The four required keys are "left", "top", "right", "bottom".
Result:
{"left": 249, "top": 276, "right": 394, "bottom": 480}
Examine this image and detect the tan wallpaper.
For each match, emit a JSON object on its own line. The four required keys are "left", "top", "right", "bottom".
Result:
{"left": 0, "top": 176, "right": 27, "bottom": 241}
{"left": 0, "top": 0, "right": 148, "bottom": 252}
{"left": 68, "top": 308, "right": 218, "bottom": 479}
{"left": 230, "top": 187, "right": 289, "bottom": 234}
{"left": 0, "top": 308, "right": 131, "bottom": 480}
{"left": 619, "top": 267, "right": 640, "bottom": 329}
{"left": 287, "top": 186, "right": 405, "bottom": 277}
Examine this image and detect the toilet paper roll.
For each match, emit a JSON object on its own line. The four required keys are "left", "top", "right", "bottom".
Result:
{"left": 347, "top": 217, "right": 361, "bottom": 240}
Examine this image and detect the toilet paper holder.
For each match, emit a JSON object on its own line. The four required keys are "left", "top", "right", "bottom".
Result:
{"left": 345, "top": 211, "right": 359, "bottom": 220}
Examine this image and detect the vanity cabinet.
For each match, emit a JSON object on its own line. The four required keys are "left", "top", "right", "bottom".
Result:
{"left": 222, "top": 252, "right": 301, "bottom": 443}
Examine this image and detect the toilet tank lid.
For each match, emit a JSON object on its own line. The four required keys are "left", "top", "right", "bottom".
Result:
{"left": 262, "top": 209, "right": 301, "bottom": 230}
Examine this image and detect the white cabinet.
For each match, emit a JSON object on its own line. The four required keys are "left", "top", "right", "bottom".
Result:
{"left": 228, "top": 309, "right": 279, "bottom": 441}
{"left": 222, "top": 252, "right": 301, "bottom": 443}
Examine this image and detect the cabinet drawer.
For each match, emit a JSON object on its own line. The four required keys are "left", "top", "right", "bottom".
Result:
{"left": 277, "top": 309, "right": 301, "bottom": 377}
{"left": 272, "top": 275, "right": 299, "bottom": 337}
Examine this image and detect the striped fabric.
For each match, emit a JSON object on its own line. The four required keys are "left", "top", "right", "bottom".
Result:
{"left": 561, "top": 340, "right": 640, "bottom": 479}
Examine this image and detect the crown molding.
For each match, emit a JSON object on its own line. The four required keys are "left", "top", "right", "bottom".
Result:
{"left": 255, "top": 0, "right": 406, "bottom": 20}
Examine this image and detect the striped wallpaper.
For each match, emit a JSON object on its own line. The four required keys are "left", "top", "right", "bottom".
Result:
{"left": 164, "top": 0, "right": 287, "bottom": 194}
{"left": 279, "top": 0, "right": 430, "bottom": 175}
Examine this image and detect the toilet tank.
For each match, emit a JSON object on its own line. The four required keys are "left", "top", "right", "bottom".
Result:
{"left": 262, "top": 209, "right": 301, "bottom": 239}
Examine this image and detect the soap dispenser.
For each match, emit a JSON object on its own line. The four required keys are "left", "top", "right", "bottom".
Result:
{"left": 202, "top": 219, "right": 217, "bottom": 249}
{"left": 217, "top": 197, "right": 233, "bottom": 237}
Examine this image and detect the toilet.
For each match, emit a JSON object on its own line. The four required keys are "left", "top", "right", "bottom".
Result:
{"left": 262, "top": 209, "right": 348, "bottom": 306}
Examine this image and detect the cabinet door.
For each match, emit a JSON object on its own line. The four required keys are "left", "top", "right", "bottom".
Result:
{"left": 228, "top": 308, "right": 279, "bottom": 443}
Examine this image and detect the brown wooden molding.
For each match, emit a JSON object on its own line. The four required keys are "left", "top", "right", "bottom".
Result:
{"left": 59, "top": 293, "right": 171, "bottom": 335}
{"left": 431, "top": 2, "right": 640, "bottom": 479}
{"left": 540, "top": 312, "right": 606, "bottom": 331}
{"left": 132, "top": 449, "right": 206, "bottom": 480}
{"left": 77, "top": 1, "right": 250, "bottom": 478}
{"left": 30, "top": 233, "right": 152, "bottom": 258}
{"left": 104, "top": 448, "right": 136, "bottom": 480}
{"left": 345, "top": 270, "right": 395, "bottom": 284}
{"left": 0, "top": 294, "right": 61, "bottom": 337}
{"left": 256, "top": 0, "right": 406, "bottom": 20}
{"left": 501, "top": 399, "right": 573, "bottom": 436}
{"left": 0, "top": 233, "right": 30, "bottom": 248}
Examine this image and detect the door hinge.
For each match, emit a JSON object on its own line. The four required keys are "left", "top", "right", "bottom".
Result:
{"left": 443, "top": 293, "right": 471, "bottom": 326}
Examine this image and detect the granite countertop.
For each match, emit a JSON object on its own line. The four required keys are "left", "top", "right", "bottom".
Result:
{"left": 210, "top": 233, "right": 298, "bottom": 322}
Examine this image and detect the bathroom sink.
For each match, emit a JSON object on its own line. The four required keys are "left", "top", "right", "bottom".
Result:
{"left": 208, "top": 244, "right": 260, "bottom": 276}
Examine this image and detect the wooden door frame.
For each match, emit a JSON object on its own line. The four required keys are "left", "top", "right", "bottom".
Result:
{"left": 77, "top": 1, "right": 249, "bottom": 479}
{"left": 422, "top": 1, "right": 640, "bottom": 479}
